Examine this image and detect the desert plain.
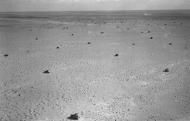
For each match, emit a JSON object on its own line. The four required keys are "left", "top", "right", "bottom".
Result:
{"left": 0, "top": 11, "right": 190, "bottom": 121}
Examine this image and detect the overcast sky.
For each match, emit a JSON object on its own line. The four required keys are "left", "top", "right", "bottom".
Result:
{"left": 0, "top": 0, "right": 189, "bottom": 12}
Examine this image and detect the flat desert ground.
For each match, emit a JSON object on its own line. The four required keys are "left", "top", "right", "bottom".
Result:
{"left": 0, "top": 11, "right": 190, "bottom": 121}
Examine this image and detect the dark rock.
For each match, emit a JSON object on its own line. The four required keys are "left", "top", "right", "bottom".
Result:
{"left": 87, "top": 42, "right": 91, "bottom": 45}
{"left": 132, "top": 43, "right": 135, "bottom": 46}
{"left": 67, "top": 113, "right": 79, "bottom": 120}
{"left": 114, "top": 54, "right": 119, "bottom": 57}
{"left": 4, "top": 54, "right": 8, "bottom": 57}
{"left": 43, "top": 70, "right": 50, "bottom": 74}
{"left": 100, "top": 32, "right": 104, "bottom": 34}
{"left": 168, "top": 43, "right": 172, "bottom": 45}
{"left": 150, "top": 37, "right": 153, "bottom": 39}
{"left": 163, "top": 68, "right": 169, "bottom": 72}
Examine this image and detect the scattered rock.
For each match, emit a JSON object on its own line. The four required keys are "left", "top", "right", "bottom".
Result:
{"left": 43, "top": 70, "right": 50, "bottom": 74}
{"left": 114, "top": 54, "right": 119, "bottom": 57}
{"left": 87, "top": 42, "right": 91, "bottom": 45}
{"left": 4, "top": 54, "right": 8, "bottom": 57}
{"left": 147, "top": 30, "right": 151, "bottom": 33}
{"left": 67, "top": 113, "right": 79, "bottom": 120}
{"left": 163, "top": 68, "right": 169, "bottom": 73}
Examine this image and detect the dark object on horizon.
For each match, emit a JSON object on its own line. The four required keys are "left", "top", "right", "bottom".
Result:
{"left": 4, "top": 54, "right": 8, "bottom": 57}
{"left": 43, "top": 70, "right": 50, "bottom": 74}
{"left": 114, "top": 54, "right": 119, "bottom": 57}
{"left": 67, "top": 113, "right": 79, "bottom": 120}
{"left": 163, "top": 68, "right": 169, "bottom": 73}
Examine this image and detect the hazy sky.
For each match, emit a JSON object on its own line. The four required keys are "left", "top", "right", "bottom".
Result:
{"left": 0, "top": 0, "right": 189, "bottom": 12}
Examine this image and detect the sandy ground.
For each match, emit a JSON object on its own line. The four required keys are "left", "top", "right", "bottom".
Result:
{"left": 0, "top": 15, "right": 190, "bottom": 121}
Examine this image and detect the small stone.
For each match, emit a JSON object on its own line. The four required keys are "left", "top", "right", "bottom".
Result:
{"left": 4, "top": 54, "right": 8, "bottom": 57}
{"left": 67, "top": 113, "right": 79, "bottom": 120}
{"left": 56, "top": 46, "right": 60, "bottom": 49}
{"left": 114, "top": 54, "right": 119, "bottom": 57}
{"left": 100, "top": 32, "right": 104, "bottom": 34}
{"left": 132, "top": 43, "right": 135, "bottom": 46}
{"left": 35, "top": 37, "right": 38, "bottom": 40}
{"left": 150, "top": 37, "right": 153, "bottom": 39}
{"left": 87, "top": 42, "right": 91, "bottom": 45}
{"left": 168, "top": 43, "right": 172, "bottom": 45}
{"left": 43, "top": 70, "right": 50, "bottom": 74}
{"left": 163, "top": 68, "right": 169, "bottom": 72}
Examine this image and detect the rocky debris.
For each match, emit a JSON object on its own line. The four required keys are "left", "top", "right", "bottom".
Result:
{"left": 43, "top": 70, "right": 50, "bottom": 74}
{"left": 150, "top": 36, "right": 153, "bottom": 39}
{"left": 163, "top": 68, "right": 169, "bottom": 72}
{"left": 114, "top": 54, "right": 119, "bottom": 57}
{"left": 87, "top": 42, "right": 91, "bottom": 45}
{"left": 3, "top": 54, "right": 8, "bottom": 57}
{"left": 67, "top": 113, "right": 79, "bottom": 120}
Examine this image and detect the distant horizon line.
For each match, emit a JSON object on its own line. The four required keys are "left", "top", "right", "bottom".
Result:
{"left": 0, "top": 9, "right": 190, "bottom": 13}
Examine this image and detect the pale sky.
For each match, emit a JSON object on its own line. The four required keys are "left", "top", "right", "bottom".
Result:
{"left": 0, "top": 0, "right": 189, "bottom": 12}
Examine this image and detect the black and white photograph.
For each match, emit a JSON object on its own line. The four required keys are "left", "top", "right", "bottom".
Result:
{"left": 0, "top": 0, "right": 190, "bottom": 121}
